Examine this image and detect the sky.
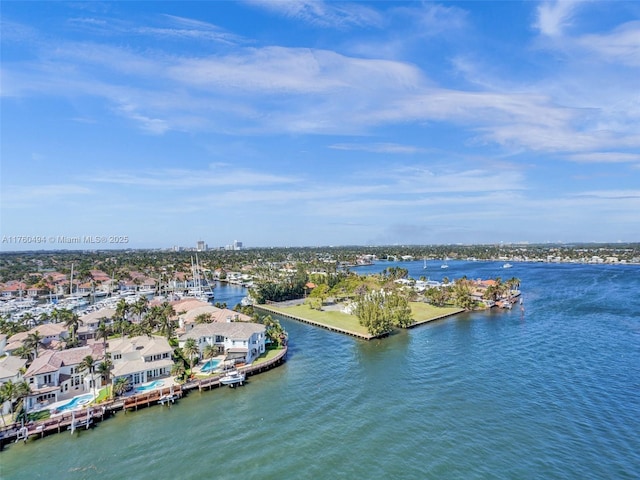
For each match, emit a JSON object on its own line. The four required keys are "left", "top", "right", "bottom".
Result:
{"left": 1, "top": 1, "right": 639, "bottom": 250}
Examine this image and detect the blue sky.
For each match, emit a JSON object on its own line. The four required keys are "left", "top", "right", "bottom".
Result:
{"left": 1, "top": 1, "right": 639, "bottom": 250}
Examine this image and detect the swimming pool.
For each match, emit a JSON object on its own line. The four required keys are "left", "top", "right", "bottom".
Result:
{"left": 201, "top": 359, "right": 221, "bottom": 373}
{"left": 135, "top": 380, "right": 165, "bottom": 392}
{"left": 56, "top": 394, "right": 93, "bottom": 412}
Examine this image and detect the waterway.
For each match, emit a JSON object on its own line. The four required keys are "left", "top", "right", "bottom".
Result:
{"left": 2, "top": 262, "right": 639, "bottom": 479}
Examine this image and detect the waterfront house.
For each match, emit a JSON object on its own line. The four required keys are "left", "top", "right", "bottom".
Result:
{"left": 5, "top": 323, "right": 69, "bottom": 356}
{"left": 178, "top": 322, "right": 266, "bottom": 365}
{"left": 179, "top": 305, "right": 252, "bottom": 330}
{"left": 0, "top": 355, "right": 28, "bottom": 415}
{"left": 78, "top": 308, "right": 116, "bottom": 343}
{"left": 109, "top": 335, "right": 173, "bottom": 386}
{"left": 22, "top": 343, "right": 105, "bottom": 412}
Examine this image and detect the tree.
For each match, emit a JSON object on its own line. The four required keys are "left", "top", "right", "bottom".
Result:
{"left": 194, "top": 313, "right": 213, "bottom": 324}
{"left": 63, "top": 311, "right": 83, "bottom": 346}
{"left": 384, "top": 291, "right": 413, "bottom": 327}
{"left": 182, "top": 338, "right": 199, "bottom": 376}
{"left": 96, "top": 358, "right": 113, "bottom": 397}
{"left": 156, "top": 302, "right": 176, "bottom": 340}
{"left": 0, "top": 380, "right": 31, "bottom": 422}
{"left": 260, "top": 315, "right": 286, "bottom": 347}
{"left": 95, "top": 320, "right": 111, "bottom": 351}
{"left": 452, "top": 278, "right": 476, "bottom": 310}
{"left": 131, "top": 296, "right": 148, "bottom": 324}
{"left": 24, "top": 330, "right": 43, "bottom": 360}
{"left": 114, "top": 298, "right": 130, "bottom": 323}
{"left": 113, "top": 377, "right": 130, "bottom": 397}
{"left": 308, "top": 284, "right": 330, "bottom": 309}
{"left": 354, "top": 290, "right": 393, "bottom": 336}
{"left": 79, "top": 355, "right": 97, "bottom": 400}
{"left": 170, "top": 362, "right": 186, "bottom": 382}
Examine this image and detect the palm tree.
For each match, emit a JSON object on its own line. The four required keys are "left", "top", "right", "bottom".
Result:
{"left": 24, "top": 330, "right": 43, "bottom": 360}
{"left": 0, "top": 380, "right": 31, "bottom": 422}
{"left": 131, "top": 296, "right": 148, "bottom": 324}
{"left": 79, "top": 355, "right": 97, "bottom": 400}
{"left": 21, "top": 313, "right": 36, "bottom": 329}
{"left": 170, "top": 362, "right": 185, "bottom": 382}
{"left": 157, "top": 302, "right": 177, "bottom": 340}
{"left": 203, "top": 344, "right": 217, "bottom": 367}
{"left": 113, "top": 377, "right": 130, "bottom": 397}
{"left": 182, "top": 338, "right": 199, "bottom": 376}
{"left": 95, "top": 319, "right": 110, "bottom": 351}
{"left": 96, "top": 358, "right": 113, "bottom": 398}
{"left": 63, "top": 311, "right": 83, "bottom": 345}
{"left": 114, "top": 298, "right": 130, "bottom": 323}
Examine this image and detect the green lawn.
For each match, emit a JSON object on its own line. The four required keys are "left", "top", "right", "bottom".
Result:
{"left": 264, "top": 301, "right": 463, "bottom": 335}
{"left": 94, "top": 386, "right": 111, "bottom": 403}
{"left": 253, "top": 347, "right": 286, "bottom": 365}
{"left": 264, "top": 304, "right": 371, "bottom": 336}
{"left": 409, "top": 302, "right": 464, "bottom": 323}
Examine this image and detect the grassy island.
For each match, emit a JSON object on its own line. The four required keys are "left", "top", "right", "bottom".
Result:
{"left": 256, "top": 301, "right": 464, "bottom": 339}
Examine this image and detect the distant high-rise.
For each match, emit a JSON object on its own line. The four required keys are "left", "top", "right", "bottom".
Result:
{"left": 233, "top": 240, "right": 243, "bottom": 250}
{"left": 197, "top": 240, "right": 207, "bottom": 252}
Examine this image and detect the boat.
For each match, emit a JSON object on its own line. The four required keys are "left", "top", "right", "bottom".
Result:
{"left": 219, "top": 369, "right": 245, "bottom": 387}
{"left": 440, "top": 257, "right": 449, "bottom": 269}
{"left": 503, "top": 263, "right": 513, "bottom": 269}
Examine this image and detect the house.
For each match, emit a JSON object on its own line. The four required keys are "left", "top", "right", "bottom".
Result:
{"left": 0, "top": 281, "right": 27, "bottom": 299}
{"left": 0, "top": 355, "right": 27, "bottom": 384}
{"left": 179, "top": 305, "right": 252, "bottom": 331}
{"left": 178, "top": 321, "right": 266, "bottom": 365}
{"left": 4, "top": 323, "right": 69, "bottom": 356}
{"left": 23, "top": 343, "right": 105, "bottom": 412}
{"left": 109, "top": 335, "right": 173, "bottom": 386}
{"left": 0, "top": 355, "right": 28, "bottom": 415}
{"left": 78, "top": 308, "right": 115, "bottom": 342}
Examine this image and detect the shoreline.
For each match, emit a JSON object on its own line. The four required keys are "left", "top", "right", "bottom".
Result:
{"left": 0, "top": 346, "right": 287, "bottom": 450}
{"left": 255, "top": 304, "right": 379, "bottom": 340}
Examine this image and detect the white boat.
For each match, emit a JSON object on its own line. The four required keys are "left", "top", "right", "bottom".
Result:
{"left": 503, "top": 263, "right": 513, "bottom": 269}
{"left": 219, "top": 369, "right": 245, "bottom": 387}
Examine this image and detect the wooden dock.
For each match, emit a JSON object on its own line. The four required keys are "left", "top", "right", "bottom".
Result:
{"left": 0, "top": 346, "right": 287, "bottom": 449}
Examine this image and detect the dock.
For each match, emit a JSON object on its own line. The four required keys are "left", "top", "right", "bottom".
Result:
{"left": 0, "top": 346, "right": 287, "bottom": 449}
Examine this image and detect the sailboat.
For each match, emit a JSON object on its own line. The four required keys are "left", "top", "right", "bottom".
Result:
{"left": 423, "top": 258, "right": 427, "bottom": 269}
{"left": 440, "top": 258, "right": 449, "bottom": 269}
{"left": 188, "top": 254, "right": 215, "bottom": 301}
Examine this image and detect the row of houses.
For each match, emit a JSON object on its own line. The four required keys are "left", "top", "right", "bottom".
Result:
{"left": 1, "top": 299, "right": 267, "bottom": 415}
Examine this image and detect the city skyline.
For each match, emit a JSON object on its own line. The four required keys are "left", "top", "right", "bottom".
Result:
{"left": 2, "top": 1, "right": 639, "bottom": 251}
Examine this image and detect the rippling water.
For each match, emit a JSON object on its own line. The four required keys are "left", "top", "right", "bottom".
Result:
{"left": 2, "top": 262, "right": 639, "bottom": 479}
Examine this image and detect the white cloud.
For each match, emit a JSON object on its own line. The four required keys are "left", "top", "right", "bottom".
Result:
{"left": 245, "top": 0, "right": 384, "bottom": 29}
{"left": 84, "top": 167, "right": 299, "bottom": 189}
{"left": 329, "top": 143, "right": 424, "bottom": 154}
{"left": 568, "top": 152, "right": 640, "bottom": 163}
{"left": 534, "top": 0, "right": 582, "bottom": 37}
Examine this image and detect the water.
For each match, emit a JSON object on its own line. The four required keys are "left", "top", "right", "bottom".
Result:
{"left": 200, "top": 358, "right": 221, "bottom": 373}
{"left": 2, "top": 262, "right": 639, "bottom": 479}
{"left": 134, "top": 380, "right": 165, "bottom": 393}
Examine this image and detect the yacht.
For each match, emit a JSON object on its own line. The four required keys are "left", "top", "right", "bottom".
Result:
{"left": 220, "top": 369, "right": 245, "bottom": 387}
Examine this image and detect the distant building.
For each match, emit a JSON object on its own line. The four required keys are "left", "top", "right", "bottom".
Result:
{"left": 196, "top": 240, "right": 207, "bottom": 252}
{"left": 233, "top": 240, "right": 243, "bottom": 250}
